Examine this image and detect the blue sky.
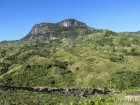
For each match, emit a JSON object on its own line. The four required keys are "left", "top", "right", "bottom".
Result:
{"left": 0, "top": 0, "right": 140, "bottom": 41}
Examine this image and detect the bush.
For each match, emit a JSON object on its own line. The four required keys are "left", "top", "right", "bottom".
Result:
{"left": 96, "top": 37, "right": 113, "bottom": 46}
{"left": 130, "top": 48, "right": 140, "bottom": 56}
{"left": 110, "top": 71, "right": 140, "bottom": 90}
{"left": 110, "top": 55, "right": 124, "bottom": 62}
{"left": 119, "top": 38, "right": 131, "bottom": 47}
{"left": 54, "top": 60, "right": 68, "bottom": 69}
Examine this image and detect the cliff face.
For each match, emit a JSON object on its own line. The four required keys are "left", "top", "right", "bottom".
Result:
{"left": 22, "top": 19, "right": 88, "bottom": 40}
{"left": 59, "top": 19, "right": 87, "bottom": 27}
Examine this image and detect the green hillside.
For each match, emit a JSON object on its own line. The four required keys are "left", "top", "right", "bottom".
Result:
{"left": 0, "top": 29, "right": 140, "bottom": 90}
{"left": 0, "top": 19, "right": 140, "bottom": 104}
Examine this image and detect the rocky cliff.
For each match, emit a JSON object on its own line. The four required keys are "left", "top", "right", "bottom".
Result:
{"left": 59, "top": 19, "right": 87, "bottom": 27}
{"left": 22, "top": 19, "right": 89, "bottom": 40}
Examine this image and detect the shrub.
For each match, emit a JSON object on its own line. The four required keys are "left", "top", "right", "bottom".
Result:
{"left": 110, "top": 71, "right": 140, "bottom": 90}
{"left": 130, "top": 48, "right": 140, "bottom": 56}
{"left": 110, "top": 55, "right": 124, "bottom": 62}
{"left": 54, "top": 60, "right": 68, "bottom": 69}
{"left": 119, "top": 38, "right": 131, "bottom": 47}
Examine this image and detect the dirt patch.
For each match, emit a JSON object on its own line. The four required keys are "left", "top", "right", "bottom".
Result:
{"left": 126, "top": 91, "right": 140, "bottom": 101}
{"left": 126, "top": 95, "right": 140, "bottom": 101}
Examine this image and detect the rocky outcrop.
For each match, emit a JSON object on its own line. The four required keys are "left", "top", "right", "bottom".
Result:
{"left": 0, "top": 85, "right": 111, "bottom": 98}
{"left": 22, "top": 19, "right": 88, "bottom": 40}
{"left": 59, "top": 19, "right": 87, "bottom": 28}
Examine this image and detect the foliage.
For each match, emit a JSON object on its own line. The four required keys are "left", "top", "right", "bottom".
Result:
{"left": 110, "top": 71, "right": 140, "bottom": 90}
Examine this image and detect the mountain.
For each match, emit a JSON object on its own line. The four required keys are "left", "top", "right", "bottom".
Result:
{"left": 0, "top": 19, "right": 140, "bottom": 91}
{"left": 22, "top": 19, "right": 92, "bottom": 40}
